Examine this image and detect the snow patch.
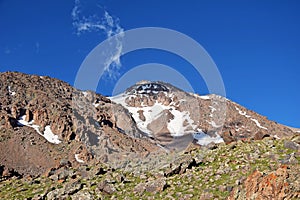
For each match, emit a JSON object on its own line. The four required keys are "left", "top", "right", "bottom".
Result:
{"left": 207, "top": 120, "right": 222, "bottom": 128}
{"left": 193, "top": 130, "right": 224, "bottom": 145}
{"left": 93, "top": 102, "right": 100, "bottom": 107}
{"left": 199, "top": 95, "right": 210, "bottom": 100}
{"left": 109, "top": 93, "right": 127, "bottom": 106}
{"left": 250, "top": 118, "right": 268, "bottom": 130}
{"left": 110, "top": 93, "right": 197, "bottom": 136}
{"left": 167, "top": 109, "right": 197, "bottom": 136}
{"left": 235, "top": 107, "right": 251, "bottom": 118}
{"left": 274, "top": 135, "right": 280, "bottom": 139}
{"left": 189, "top": 93, "right": 210, "bottom": 100}
{"left": 75, "top": 154, "right": 84, "bottom": 163}
{"left": 44, "top": 126, "right": 61, "bottom": 144}
{"left": 8, "top": 86, "right": 16, "bottom": 96}
{"left": 129, "top": 104, "right": 165, "bottom": 135}
{"left": 209, "top": 106, "right": 216, "bottom": 112}
{"left": 17, "top": 115, "right": 61, "bottom": 144}
{"left": 82, "top": 91, "right": 88, "bottom": 97}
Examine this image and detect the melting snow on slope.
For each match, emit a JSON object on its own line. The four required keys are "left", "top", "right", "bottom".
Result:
{"left": 274, "top": 135, "right": 280, "bottom": 139}
{"left": 110, "top": 93, "right": 227, "bottom": 145}
{"left": 235, "top": 107, "right": 268, "bottom": 130}
{"left": 17, "top": 115, "right": 32, "bottom": 126}
{"left": 128, "top": 104, "right": 165, "bottom": 135}
{"left": 189, "top": 93, "right": 210, "bottom": 100}
{"left": 207, "top": 121, "right": 222, "bottom": 128}
{"left": 250, "top": 118, "right": 268, "bottom": 130}
{"left": 209, "top": 106, "right": 216, "bottom": 112}
{"left": 168, "top": 109, "right": 197, "bottom": 136}
{"left": 193, "top": 130, "right": 224, "bottom": 145}
{"left": 44, "top": 126, "right": 61, "bottom": 144}
{"left": 199, "top": 95, "right": 210, "bottom": 100}
{"left": 109, "top": 94, "right": 160, "bottom": 135}
{"left": 235, "top": 107, "right": 251, "bottom": 118}
{"left": 75, "top": 154, "right": 85, "bottom": 163}
{"left": 8, "top": 86, "right": 16, "bottom": 96}
{"left": 109, "top": 93, "right": 127, "bottom": 106}
{"left": 110, "top": 93, "right": 198, "bottom": 136}
{"left": 82, "top": 91, "right": 88, "bottom": 97}
{"left": 93, "top": 102, "right": 100, "bottom": 107}
{"left": 17, "top": 115, "right": 61, "bottom": 144}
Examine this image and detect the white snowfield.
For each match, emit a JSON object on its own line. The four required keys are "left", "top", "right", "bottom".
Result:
{"left": 17, "top": 115, "right": 61, "bottom": 144}
{"left": 75, "top": 154, "right": 85, "bottom": 163}
{"left": 110, "top": 92, "right": 225, "bottom": 145}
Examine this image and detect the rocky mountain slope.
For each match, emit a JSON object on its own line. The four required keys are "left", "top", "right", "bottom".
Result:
{"left": 0, "top": 72, "right": 299, "bottom": 199}
{"left": 110, "top": 80, "right": 294, "bottom": 145}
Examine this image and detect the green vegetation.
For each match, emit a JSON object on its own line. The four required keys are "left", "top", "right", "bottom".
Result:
{"left": 0, "top": 137, "right": 299, "bottom": 199}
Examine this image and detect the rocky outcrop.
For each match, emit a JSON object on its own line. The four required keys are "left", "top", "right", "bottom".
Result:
{"left": 228, "top": 165, "right": 300, "bottom": 200}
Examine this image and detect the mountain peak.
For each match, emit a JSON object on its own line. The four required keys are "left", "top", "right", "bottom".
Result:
{"left": 126, "top": 81, "right": 169, "bottom": 95}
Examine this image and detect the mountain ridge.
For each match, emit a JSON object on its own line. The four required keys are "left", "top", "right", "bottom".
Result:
{"left": 0, "top": 71, "right": 299, "bottom": 199}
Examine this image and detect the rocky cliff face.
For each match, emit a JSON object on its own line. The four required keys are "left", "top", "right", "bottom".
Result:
{"left": 0, "top": 72, "right": 299, "bottom": 199}
{"left": 0, "top": 72, "right": 160, "bottom": 177}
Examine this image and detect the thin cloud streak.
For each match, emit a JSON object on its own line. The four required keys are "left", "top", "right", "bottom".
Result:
{"left": 72, "top": 0, "right": 124, "bottom": 79}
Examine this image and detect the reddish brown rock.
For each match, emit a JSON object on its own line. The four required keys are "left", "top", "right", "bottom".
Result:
{"left": 228, "top": 165, "right": 300, "bottom": 200}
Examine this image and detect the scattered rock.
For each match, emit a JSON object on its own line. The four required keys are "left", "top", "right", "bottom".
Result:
{"left": 134, "top": 178, "right": 167, "bottom": 194}
{"left": 284, "top": 140, "right": 299, "bottom": 150}
{"left": 97, "top": 180, "right": 116, "bottom": 195}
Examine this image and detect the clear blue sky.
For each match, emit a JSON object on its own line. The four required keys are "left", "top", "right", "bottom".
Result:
{"left": 0, "top": 0, "right": 299, "bottom": 128}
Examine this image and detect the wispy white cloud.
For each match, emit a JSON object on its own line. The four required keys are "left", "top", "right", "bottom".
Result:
{"left": 35, "top": 42, "right": 40, "bottom": 54}
{"left": 72, "top": 0, "right": 124, "bottom": 79}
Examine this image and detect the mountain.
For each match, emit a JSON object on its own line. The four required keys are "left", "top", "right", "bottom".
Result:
{"left": 0, "top": 72, "right": 299, "bottom": 199}
{"left": 110, "top": 80, "right": 295, "bottom": 145}
{"left": 0, "top": 72, "right": 162, "bottom": 176}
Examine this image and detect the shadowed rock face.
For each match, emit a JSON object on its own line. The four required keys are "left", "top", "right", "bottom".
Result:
{"left": 0, "top": 72, "right": 298, "bottom": 178}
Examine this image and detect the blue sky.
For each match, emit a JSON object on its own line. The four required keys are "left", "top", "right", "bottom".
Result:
{"left": 0, "top": 0, "right": 299, "bottom": 128}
